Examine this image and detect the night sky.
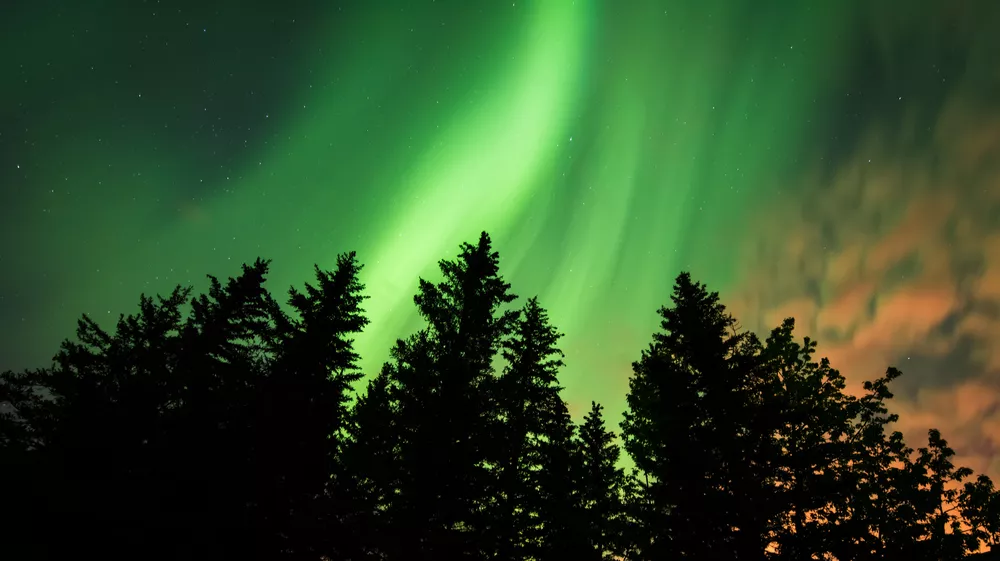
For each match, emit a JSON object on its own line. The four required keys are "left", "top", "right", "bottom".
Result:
{"left": 2, "top": 1, "right": 999, "bottom": 476}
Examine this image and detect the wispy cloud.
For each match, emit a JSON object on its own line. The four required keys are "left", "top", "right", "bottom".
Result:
{"left": 731, "top": 89, "right": 1000, "bottom": 478}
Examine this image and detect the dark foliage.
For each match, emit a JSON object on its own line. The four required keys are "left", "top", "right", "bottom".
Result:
{"left": 2, "top": 233, "right": 998, "bottom": 560}
{"left": 578, "top": 401, "right": 628, "bottom": 560}
{"left": 1, "top": 255, "right": 368, "bottom": 561}
{"left": 621, "top": 272, "right": 1000, "bottom": 560}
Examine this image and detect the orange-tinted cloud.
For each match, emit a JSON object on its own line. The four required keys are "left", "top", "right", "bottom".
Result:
{"left": 730, "top": 89, "right": 1000, "bottom": 480}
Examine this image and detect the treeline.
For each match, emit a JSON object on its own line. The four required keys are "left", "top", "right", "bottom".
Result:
{"left": 1, "top": 232, "right": 999, "bottom": 561}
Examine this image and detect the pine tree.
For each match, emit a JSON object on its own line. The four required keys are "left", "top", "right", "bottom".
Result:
{"left": 11, "top": 247, "right": 1000, "bottom": 560}
{"left": 532, "top": 389, "right": 589, "bottom": 561}
{"left": 254, "top": 252, "right": 370, "bottom": 560}
{"left": 380, "top": 232, "right": 518, "bottom": 560}
{"left": 621, "top": 272, "right": 762, "bottom": 560}
{"left": 343, "top": 366, "right": 401, "bottom": 558}
{"left": 578, "top": 401, "right": 627, "bottom": 560}
{"left": 0, "top": 256, "right": 374, "bottom": 560}
{"left": 2, "top": 260, "right": 278, "bottom": 560}
{"left": 619, "top": 467, "right": 656, "bottom": 560}
{"left": 488, "top": 296, "right": 574, "bottom": 560}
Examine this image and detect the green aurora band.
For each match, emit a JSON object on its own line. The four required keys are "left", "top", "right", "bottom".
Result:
{"left": 6, "top": 0, "right": 978, "bottom": 436}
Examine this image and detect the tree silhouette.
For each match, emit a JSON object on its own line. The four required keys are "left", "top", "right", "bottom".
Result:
{"left": 755, "top": 317, "right": 857, "bottom": 559}
{"left": 621, "top": 271, "right": 1000, "bottom": 561}
{"left": 621, "top": 272, "right": 766, "bottom": 560}
{"left": 343, "top": 365, "right": 401, "bottom": 558}
{"left": 3, "top": 236, "right": 1000, "bottom": 560}
{"left": 488, "top": 296, "right": 568, "bottom": 561}
{"left": 250, "top": 252, "right": 369, "bottom": 560}
{"left": 578, "top": 401, "right": 627, "bottom": 560}
{"left": 372, "top": 232, "right": 519, "bottom": 560}
{"left": 486, "top": 295, "right": 596, "bottom": 561}
{"left": 531, "top": 382, "right": 588, "bottom": 561}
{"left": 0, "top": 256, "right": 369, "bottom": 560}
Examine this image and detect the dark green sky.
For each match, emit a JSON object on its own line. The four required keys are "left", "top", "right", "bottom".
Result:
{"left": 3, "top": 0, "right": 1000, "bottom": 476}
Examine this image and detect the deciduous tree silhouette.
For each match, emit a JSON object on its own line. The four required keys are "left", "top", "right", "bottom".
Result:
{"left": 755, "top": 318, "right": 857, "bottom": 559}
{"left": 621, "top": 271, "right": 1000, "bottom": 561}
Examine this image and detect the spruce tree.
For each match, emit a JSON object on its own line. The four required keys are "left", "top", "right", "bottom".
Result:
{"left": 10, "top": 247, "right": 1000, "bottom": 560}
{"left": 255, "top": 252, "right": 369, "bottom": 560}
{"left": 380, "top": 232, "right": 518, "bottom": 560}
{"left": 0, "top": 256, "right": 373, "bottom": 561}
{"left": 1, "top": 261, "right": 278, "bottom": 560}
{"left": 618, "top": 274, "right": 1000, "bottom": 560}
{"left": 531, "top": 388, "right": 589, "bottom": 561}
{"left": 618, "top": 467, "right": 656, "bottom": 560}
{"left": 488, "top": 296, "right": 581, "bottom": 560}
{"left": 578, "top": 401, "right": 627, "bottom": 560}
{"left": 343, "top": 366, "right": 401, "bottom": 558}
{"left": 490, "top": 297, "right": 565, "bottom": 559}
{"left": 620, "top": 272, "right": 762, "bottom": 560}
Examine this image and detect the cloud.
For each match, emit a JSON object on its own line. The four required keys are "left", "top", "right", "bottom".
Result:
{"left": 730, "top": 87, "right": 1000, "bottom": 480}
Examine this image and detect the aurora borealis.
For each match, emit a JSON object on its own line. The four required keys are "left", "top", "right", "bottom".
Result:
{"left": 2, "top": 0, "right": 999, "bottom": 478}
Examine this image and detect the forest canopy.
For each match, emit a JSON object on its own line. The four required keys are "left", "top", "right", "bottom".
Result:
{"left": 2, "top": 232, "right": 999, "bottom": 561}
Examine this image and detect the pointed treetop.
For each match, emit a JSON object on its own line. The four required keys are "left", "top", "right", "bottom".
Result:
{"left": 412, "top": 232, "right": 517, "bottom": 346}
